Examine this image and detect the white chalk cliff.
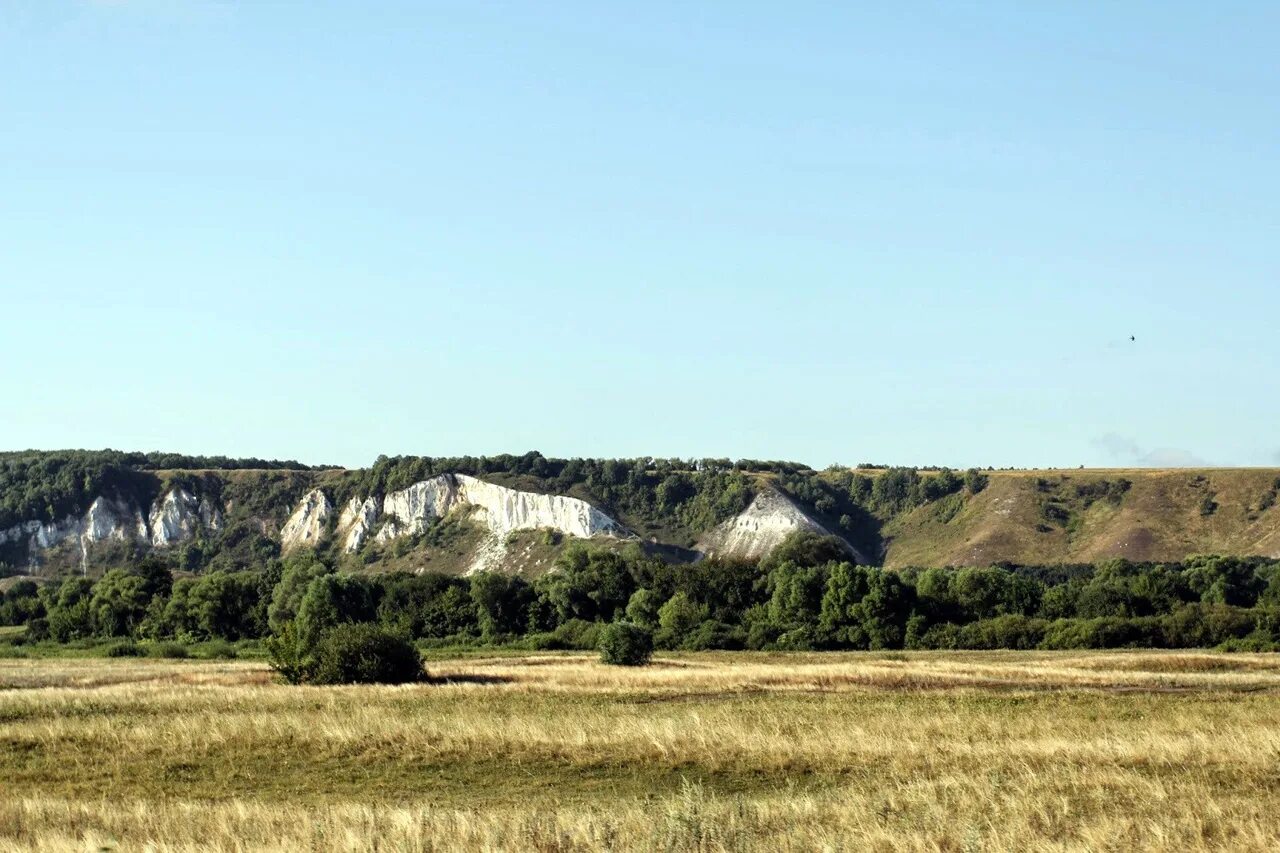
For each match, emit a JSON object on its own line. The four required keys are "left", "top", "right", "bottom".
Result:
{"left": 0, "top": 487, "right": 223, "bottom": 570}
{"left": 285, "top": 473, "right": 627, "bottom": 572}
{"left": 149, "top": 488, "right": 222, "bottom": 547}
{"left": 279, "top": 489, "right": 332, "bottom": 551}
{"left": 695, "top": 488, "right": 864, "bottom": 563}
{"left": 337, "top": 497, "right": 379, "bottom": 553}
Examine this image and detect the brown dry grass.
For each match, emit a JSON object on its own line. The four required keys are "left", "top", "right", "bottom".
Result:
{"left": 1, "top": 650, "right": 1279, "bottom": 851}
{"left": 879, "top": 468, "right": 1280, "bottom": 567}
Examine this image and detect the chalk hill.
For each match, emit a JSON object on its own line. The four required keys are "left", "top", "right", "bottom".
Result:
{"left": 2, "top": 451, "right": 1277, "bottom": 576}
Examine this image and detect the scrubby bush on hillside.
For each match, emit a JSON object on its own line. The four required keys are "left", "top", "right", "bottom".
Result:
{"left": 598, "top": 621, "right": 653, "bottom": 666}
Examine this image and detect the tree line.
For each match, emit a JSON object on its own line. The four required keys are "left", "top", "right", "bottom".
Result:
{"left": 5, "top": 532, "right": 1280, "bottom": 653}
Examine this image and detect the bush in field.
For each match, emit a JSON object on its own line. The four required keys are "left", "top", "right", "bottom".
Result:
{"left": 598, "top": 621, "right": 653, "bottom": 666}
{"left": 310, "top": 623, "right": 423, "bottom": 685}
{"left": 264, "top": 622, "right": 309, "bottom": 684}
{"left": 199, "top": 639, "right": 238, "bottom": 659}
{"left": 148, "top": 641, "right": 189, "bottom": 659}
{"left": 267, "top": 621, "right": 424, "bottom": 685}
{"left": 104, "top": 641, "right": 144, "bottom": 657}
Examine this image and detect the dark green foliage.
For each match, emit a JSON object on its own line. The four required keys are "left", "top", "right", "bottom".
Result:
{"left": 470, "top": 573, "right": 533, "bottom": 641}
{"left": 43, "top": 578, "right": 95, "bottom": 642}
{"left": 537, "top": 544, "right": 641, "bottom": 624}
{"left": 656, "top": 591, "right": 709, "bottom": 649}
{"left": 760, "top": 531, "right": 849, "bottom": 574}
{"left": 295, "top": 574, "right": 381, "bottom": 649}
{"left": 310, "top": 623, "right": 423, "bottom": 685}
{"left": 963, "top": 468, "right": 989, "bottom": 494}
{"left": 0, "top": 580, "right": 44, "bottom": 626}
{"left": 267, "top": 621, "right": 423, "bottom": 685}
{"left": 598, "top": 621, "right": 654, "bottom": 666}
{"left": 624, "top": 588, "right": 662, "bottom": 628}
{"left": 0, "top": 449, "right": 326, "bottom": 531}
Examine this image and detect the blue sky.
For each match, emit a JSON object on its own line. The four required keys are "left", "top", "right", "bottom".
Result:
{"left": 2, "top": 2, "right": 1277, "bottom": 469}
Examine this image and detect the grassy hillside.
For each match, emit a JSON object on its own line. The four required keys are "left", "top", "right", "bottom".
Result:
{"left": 877, "top": 468, "right": 1280, "bottom": 567}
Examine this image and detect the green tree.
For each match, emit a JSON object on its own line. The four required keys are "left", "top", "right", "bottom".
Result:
{"left": 470, "top": 573, "right": 532, "bottom": 641}
{"left": 87, "top": 569, "right": 150, "bottom": 637}
{"left": 818, "top": 562, "right": 871, "bottom": 646}
{"left": 295, "top": 574, "right": 378, "bottom": 649}
{"left": 656, "top": 591, "right": 708, "bottom": 648}
{"left": 44, "top": 577, "right": 95, "bottom": 642}
{"left": 624, "top": 588, "right": 662, "bottom": 628}
{"left": 267, "top": 550, "right": 333, "bottom": 633}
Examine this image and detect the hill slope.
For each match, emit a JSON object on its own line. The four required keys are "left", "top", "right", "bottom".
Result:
{"left": 2, "top": 451, "right": 1278, "bottom": 575}
{"left": 878, "top": 469, "right": 1280, "bottom": 567}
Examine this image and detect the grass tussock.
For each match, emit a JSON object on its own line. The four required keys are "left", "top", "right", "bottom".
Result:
{"left": 0, "top": 651, "right": 1279, "bottom": 851}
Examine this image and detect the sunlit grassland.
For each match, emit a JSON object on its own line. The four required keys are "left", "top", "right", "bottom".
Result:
{"left": 1, "top": 650, "right": 1279, "bottom": 851}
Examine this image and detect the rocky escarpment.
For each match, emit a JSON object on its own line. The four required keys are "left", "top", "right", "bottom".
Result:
{"left": 337, "top": 497, "right": 379, "bottom": 553}
{"left": 696, "top": 488, "right": 864, "bottom": 563}
{"left": 283, "top": 473, "right": 628, "bottom": 573}
{"left": 279, "top": 489, "right": 332, "bottom": 551}
{"left": 0, "top": 487, "right": 223, "bottom": 571}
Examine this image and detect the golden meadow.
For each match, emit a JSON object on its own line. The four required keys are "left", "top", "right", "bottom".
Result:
{"left": 1, "top": 650, "right": 1278, "bottom": 851}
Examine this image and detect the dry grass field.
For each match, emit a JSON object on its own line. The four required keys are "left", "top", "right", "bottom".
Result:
{"left": 2, "top": 650, "right": 1280, "bottom": 851}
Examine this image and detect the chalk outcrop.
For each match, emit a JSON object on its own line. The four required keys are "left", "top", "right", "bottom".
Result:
{"left": 696, "top": 488, "right": 863, "bottom": 563}
{"left": 84, "top": 497, "right": 148, "bottom": 544}
{"left": 283, "top": 474, "right": 627, "bottom": 571}
{"left": 149, "top": 488, "right": 221, "bottom": 547}
{"left": 337, "top": 497, "right": 379, "bottom": 553}
{"left": 0, "top": 488, "right": 221, "bottom": 569}
{"left": 279, "top": 489, "right": 332, "bottom": 551}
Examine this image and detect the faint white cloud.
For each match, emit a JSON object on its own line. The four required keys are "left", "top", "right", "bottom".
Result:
{"left": 1092, "top": 433, "right": 1210, "bottom": 468}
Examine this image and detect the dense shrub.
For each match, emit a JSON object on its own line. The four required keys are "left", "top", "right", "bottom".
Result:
{"left": 310, "top": 623, "right": 424, "bottom": 685}
{"left": 598, "top": 622, "right": 654, "bottom": 666}
{"left": 550, "top": 618, "right": 602, "bottom": 650}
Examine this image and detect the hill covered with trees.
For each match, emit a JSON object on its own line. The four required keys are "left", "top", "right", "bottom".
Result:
{"left": 1, "top": 450, "right": 1279, "bottom": 579}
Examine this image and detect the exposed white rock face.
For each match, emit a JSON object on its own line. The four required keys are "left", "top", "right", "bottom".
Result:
{"left": 453, "top": 474, "right": 622, "bottom": 539}
{"left": 354, "top": 473, "right": 627, "bottom": 571}
{"left": 2, "top": 488, "right": 221, "bottom": 568}
{"left": 380, "top": 477, "right": 457, "bottom": 536}
{"left": 337, "top": 497, "right": 379, "bottom": 553}
{"left": 2, "top": 496, "right": 152, "bottom": 570}
{"left": 0, "top": 517, "right": 81, "bottom": 553}
{"left": 84, "top": 497, "right": 148, "bottom": 544}
{"left": 149, "top": 488, "right": 206, "bottom": 548}
{"left": 277, "top": 473, "right": 627, "bottom": 569}
{"left": 280, "top": 489, "right": 333, "bottom": 552}
{"left": 696, "top": 488, "right": 864, "bottom": 563}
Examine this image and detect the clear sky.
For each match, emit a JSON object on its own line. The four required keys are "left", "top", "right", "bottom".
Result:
{"left": 2, "top": 2, "right": 1277, "bottom": 470}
